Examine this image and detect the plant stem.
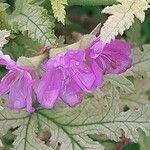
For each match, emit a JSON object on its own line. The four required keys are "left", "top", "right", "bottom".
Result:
{"left": 67, "top": 0, "right": 117, "bottom": 6}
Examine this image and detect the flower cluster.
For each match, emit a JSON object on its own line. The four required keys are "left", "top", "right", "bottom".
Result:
{"left": 0, "top": 37, "right": 132, "bottom": 112}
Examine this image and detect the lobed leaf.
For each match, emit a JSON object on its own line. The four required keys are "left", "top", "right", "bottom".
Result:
{"left": 100, "top": 0, "right": 150, "bottom": 43}
{"left": 0, "top": 87, "right": 150, "bottom": 149}
{"left": 9, "top": 0, "right": 57, "bottom": 46}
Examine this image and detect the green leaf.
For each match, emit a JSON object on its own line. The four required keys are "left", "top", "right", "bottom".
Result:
{"left": 12, "top": 114, "right": 52, "bottom": 150}
{"left": 138, "top": 129, "right": 150, "bottom": 150}
{"left": 89, "top": 134, "right": 116, "bottom": 150}
{"left": 0, "top": 3, "right": 9, "bottom": 12}
{"left": 0, "top": 30, "right": 10, "bottom": 48}
{"left": 67, "top": 0, "right": 116, "bottom": 6}
{"left": 0, "top": 3, "right": 10, "bottom": 30}
{"left": 51, "top": 0, "right": 68, "bottom": 24}
{"left": 26, "top": 0, "right": 45, "bottom": 5}
{"left": 10, "top": 0, "right": 57, "bottom": 46}
{"left": 124, "top": 143, "right": 140, "bottom": 150}
{"left": 4, "top": 34, "right": 42, "bottom": 59}
{"left": 120, "top": 77, "right": 150, "bottom": 110}
{"left": 4, "top": 41, "right": 28, "bottom": 59}
{"left": 126, "top": 19, "right": 144, "bottom": 48}
{"left": 0, "top": 87, "right": 150, "bottom": 149}
{"left": 105, "top": 74, "right": 135, "bottom": 94}
{"left": 129, "top": 45, "right": 150, "bottom": 77}
{"left": 0, "top": 108, "right": 29, "bottom": 136}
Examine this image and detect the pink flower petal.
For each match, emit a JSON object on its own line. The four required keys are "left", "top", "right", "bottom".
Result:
{"left": 89, "top": 59, "right": 103, "bottom": 89}
{"left": 0, "top": 71, "right": 17, "bottom": 95}
{"left": 87, "top": 37, "right": 132, "bottom": 75}
{"left": 8, "top": 70, "right": 34, "bottom": 112}
{"left": 23, "top": 72, "right": 35, "bottom": 112}
{"left": 37, "top": 69, "right": 62, "bottom": 108}
{"left": 8, "top": 73, "right": 27, "bottom": 109}
{"left": 104, "top": 39, "right": 132, "bottom": 56}
{"left": 71, "top": 63, "right": 96, "bottom": 92}
{"left": 60, "top": 78, "right": 83, "bottom": 107}
{"left": 88, "top": 37, "right": 104, "bottom": 59}
{"left": 99, "top": 53, "right": 132, "bottom": 74}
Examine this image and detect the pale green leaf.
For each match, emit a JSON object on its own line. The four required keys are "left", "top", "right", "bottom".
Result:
{"left": 16, "top": 54, "right": 47, "bottom": 69}
{"left": 0, "top": 139, "right": 3, "bottom": 148}
{"left": 0, "top": 3, "right": 9, "bottom": 12}
{"left": 12, "top": 108, "right": 103, "bottom": 150}
{"left": 105, "top": 74, "right": 135, "bottom": 94}
{"left": 1, "top": 88, "right": 150, "bottom": 149}
{"left": 10, "top": 0, "right": 57, "bottom": 46}
{"left": 50, "top": 34, "right": 95, "bottom": 57}
{"left": 100, "top": 0, "right": 150, "bottom": 43}
{"left": 12, "top": 114, "right": 52, "bottom": 150}
{"left": 0, "top": 30, "right": 10, "bottom": 48}
{"left": 128, "top": 45, "right": 150, "bottom": 77}
{"left": 0, "top": 108, "right": 29, "bottom": 136}
{"left": 0, "top": 12, "right": 9, "bottom": 30}
{"left": 38, "top": 88, "right": 150, "bottom": 143}
{"left": 0, "top": 3, "right": 10, "bottom": 30}
{"left": 51, "top": 0, "right": 68, "bottom": 24}
{"left": 120, "top": 77, "right": 150, "bottom": 110}
{"left": 27, "top": 0, "right": 45, "bottom": 5}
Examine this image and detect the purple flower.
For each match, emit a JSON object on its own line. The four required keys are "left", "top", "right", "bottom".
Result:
{"left": 0, "top": 51, "right": 34, "bottom": 112}
{"left": 37, "top": 50, "right": 102, "bottom": 108}
{"left": 87, "top": 37, "right": 132, "bottom": 74}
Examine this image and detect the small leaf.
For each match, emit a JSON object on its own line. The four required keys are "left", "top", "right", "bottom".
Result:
{"left": 0, "top": 30, "right": 10, "bottom": 48}
{"left": 0, "top": 3, "right": 9, "bottom": 12}
{"left": 51, "top": 0, "right": 68, "bottom": 24}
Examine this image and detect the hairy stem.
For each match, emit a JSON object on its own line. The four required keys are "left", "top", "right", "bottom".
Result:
{"left": 68, "top": 0, "right": 117, "bottom": 6}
